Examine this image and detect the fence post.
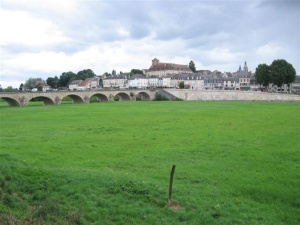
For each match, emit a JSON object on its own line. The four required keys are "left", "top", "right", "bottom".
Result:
{"left": 168, "top": 165, "right": 176, "bottom": 205}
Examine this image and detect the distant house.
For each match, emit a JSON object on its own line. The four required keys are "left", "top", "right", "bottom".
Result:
{"left": 72, "top": 77, "right": 99, "bottom": 91}
{"left": 171, "top": 73, "right": 204, "bottom": 90}
{"left": 204, "top": 78, "right": 224, "bottom": 90}
{"left": 291, "top": 76, "right": 300, "bottom": 93}
{"left": 89, "top": 77, "right": 99, "bottom": 89}
{"left": 223, "top": 77, "right": 239, "bottom": 90}
{"left": 268, "top": 76, "right": 300, "bottom": 93}
{"left": 250, "top": 79, "right": 260, "bottom": 91}
{"left": 145, "top": 58, "right": 192, "bottom": 77}
{"left": 161, "top": 75, "right": 171, "bottom": 88}
{"left": 103, "top": 74, "right": 128, "bottom": 89}
{"left": 128, "top": 74, "right": 148, "bottom": 89}
{"left": 148, "top": 75, "right": 159, "bottom": 88}
{"left": 37, "top": 82, "right": 51, "bottom": 92}
{"left": 69, "top": 80, "right": 82, "bottom": 90}
{"left": 77, "top": 79, "right": 91, "bottom": 91}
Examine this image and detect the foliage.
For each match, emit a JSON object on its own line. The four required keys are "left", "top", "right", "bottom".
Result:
{"left": 255, "top": 59, "right": 296, "bottom": 89}
{"left": 270, "top": 59, "right": 296, "bottom": 88}
{"left": 189, "top": 61, "right": 196, "bottom": 72}
{"left": 255, "top": 63, "right": 271, "bottom": 87}
{"left": 0, "top": 102, "right": 299, "bottom": 224}
{"left": 46, "top": 76, "right": 59, "bottom": 89}
{"left": 77, "top": 69, "right": 95, "bottom": 80}
{"left": 154, "top": 93, "right": 169, "bottom": 101}
{"left": 46, "top": 69, "right": 95, "bottom": 89}
{"left": 112, "top": 70, "right": 116, "bottom": 76}
{"left": 0, "top": 86, "right": 18, "bottom": 92}
{"left": 125, "top": 69, "right": 144, "bottom": 77}
{"left": 179, "top": 81, "right": 184, "bottom": 89}
{"left": 114, "top": 95, "right": 120, "bottom": 101}
{"left": 24, "top": 78, "right": 43, "bottom": 89}
{"left": 131, "top": 69, "right": 143, "bottom": 75}
{"left": 58, "top": 71, "right": 77, "bottom": 87}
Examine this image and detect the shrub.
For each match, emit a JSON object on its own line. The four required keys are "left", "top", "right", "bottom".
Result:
{"left": 154, "top": 93, "right": 169, "bottom": 101}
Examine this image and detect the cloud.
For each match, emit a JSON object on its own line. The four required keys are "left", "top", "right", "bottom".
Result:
{"left": 0, "top": 9, "right": 71, "bottom": 47}
{"left": 0, "top": 0, "right": 299, "bottom": 88}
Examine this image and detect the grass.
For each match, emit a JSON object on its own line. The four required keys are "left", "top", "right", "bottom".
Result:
{"left": 0, "top": 100, "right": 299, "bottom": 224}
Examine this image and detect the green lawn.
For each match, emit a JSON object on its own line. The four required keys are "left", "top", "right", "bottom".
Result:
{"left": 0, "top": 101, "right": 299, "bottom": 224}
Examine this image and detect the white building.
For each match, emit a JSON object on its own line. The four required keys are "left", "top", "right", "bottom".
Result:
{"left": 68, "top": 80, "right": 82, "bottom": 90}
{"left": 128, "top": 74, "right": 148, "bottom": 89}
{"left": 103, "top": 75, "right": 128, "bottom": 89}
{"left": 223, "top": 78, "right": 239, "bottom": 90}
{"left": 148, "top": 75, "right": 159, "bottom": 88}
{"left": 169, "top": 74, "right": 204, "bottom": 90}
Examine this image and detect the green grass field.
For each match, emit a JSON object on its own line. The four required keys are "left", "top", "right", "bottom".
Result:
{"left": 0, "top": 101, "right": 299, "bottom": 224}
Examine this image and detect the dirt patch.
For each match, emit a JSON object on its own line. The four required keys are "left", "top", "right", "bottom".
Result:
{"left": 168, "top": 200, "right": 183, "bottom": 211}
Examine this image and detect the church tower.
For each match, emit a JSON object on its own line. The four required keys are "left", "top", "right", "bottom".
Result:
{"left": 243, "top": 61, "right": 248, "bottom": 72}
{"left": 152, "top": 58, "right": 159, "bottom": 66}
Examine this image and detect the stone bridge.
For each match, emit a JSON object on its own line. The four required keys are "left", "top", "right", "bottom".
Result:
{"left": 0, "top": 89, "right": 157, "bottom": 106}
{"left": 1, "top": 89, "right": 300, "bottom": 107}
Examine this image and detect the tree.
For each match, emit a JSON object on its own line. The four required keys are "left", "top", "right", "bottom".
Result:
{"left": 46, "top": 76, "right": 59, "bottom": 89}
{"left": 3, "top": 86, "right": 16, "bottom": 92}
{"left": 270, "top": 59, "right": 296, "bottom": 89}
{"left": 59, "top": 72, "right": 76, "bottom": 87}
{"left": 189, "top": 61, "right": 196, "bottom": 73}
{"left": 77, "top": 69, "right": 95, "bottom": 80}
{"left": 131, "top": 69, "right": 143, "bottom": 75}
{"left": 24, "top": 78, "right": 43, "bottom": 90}
{"left": 112, "top": 70, "right": 116, "bottom": 76}
{"left": 179, "top": 81, "right": 184, "bottom": 89}
{"left": 255, "top": 64, "right": 271, "bottom": 87}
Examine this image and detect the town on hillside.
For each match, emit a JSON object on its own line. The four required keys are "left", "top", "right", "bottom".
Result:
{"left": 3, "top": 58, "right": 300, "bottom": 94}
{"left": 70, "top": 58, "right": 300, "bottom": 94}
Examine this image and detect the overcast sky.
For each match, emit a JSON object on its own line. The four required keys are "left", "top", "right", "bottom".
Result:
{"left": 0, "top": 0, "right": 299, "bottom": 88}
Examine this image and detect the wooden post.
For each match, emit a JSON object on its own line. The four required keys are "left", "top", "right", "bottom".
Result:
{"left": 168, "top": 165, "right": 176, "bottom": 205}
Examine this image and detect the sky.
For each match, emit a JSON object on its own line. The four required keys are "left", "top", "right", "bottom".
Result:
{"left": 0, "top": 0, "right": 299, "bottom": 88}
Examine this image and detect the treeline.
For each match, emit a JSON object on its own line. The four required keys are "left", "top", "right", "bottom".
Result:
{"left": 19, "top": 68, "right": 144, "bottom": 91}
{"left": 255, "top": 59, "right": 296, "bottom": 88}
{"left": 15, "top": 69, "right": 96, "bottom": 91}
{"left": 46, "top": 69, "right": 96, "bottom": 89}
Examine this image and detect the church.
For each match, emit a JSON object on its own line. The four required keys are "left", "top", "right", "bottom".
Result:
{"left": 144, "top": 58, "right": 192, "bottom": 77}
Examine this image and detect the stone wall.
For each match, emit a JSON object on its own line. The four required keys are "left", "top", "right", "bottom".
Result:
{"left": 164, "top": 89, "right": 300, "bottom": 101}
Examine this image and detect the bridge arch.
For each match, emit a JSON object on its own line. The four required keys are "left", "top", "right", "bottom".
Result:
{"left": 115, "top": 92, "right": 131, "bottom": 101}
{"left": 0, "top": 97, "right": 21, "bottom": 107}
{"left": 63, "top": 94, "right": 84, "bottom": 104}
{"left": 136, "top": 92, "right": 151, "bottom": 101}
{"left": 28, "top": 96, "right": 55, "bottom": 105}
{"left": 90, "top": 93, "right": 108, "bottom": 102}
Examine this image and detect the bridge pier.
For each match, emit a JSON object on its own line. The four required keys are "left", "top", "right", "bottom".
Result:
{"left": 84, "top": 95, "right": 90, "bottom": 104}
{"left": 108, "top": 94, "right": 114, "bottom": 101}
{"left": 55, "top": 97, "right": 62, "bottom": 105}
{"left": 20, "top": 96, "right": 27, "bottom": 106}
